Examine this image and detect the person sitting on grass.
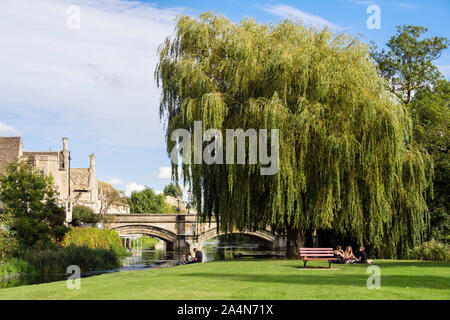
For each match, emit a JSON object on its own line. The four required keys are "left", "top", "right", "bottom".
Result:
{"left": 355, "top": 247, "right": 374, "bottom": 264}
{"left": 333, "top": 245, "right": 345, "bottom": 264}
{"left": 192, "top": 248, "right": 203, "bottom": 263}
{"left": 183, "top": 248, "right": 203, "bottom": 264}
{"left": 344, "top": 246, "right": 357, "bottom": 263}
{"left": 181, "top": 251, "right": 193, "bottom": 265}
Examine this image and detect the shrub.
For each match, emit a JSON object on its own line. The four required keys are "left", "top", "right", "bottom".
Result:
{"left": 0, "top": 258, "right": 33, "bottom": 288}
{"left": 62, "top": 227, "right": 125, "bottom": 255}
{"left": 71, "top": 206, "right": 100, "bottom": 227}
{"left": 409, "top": 240, "right": 450, "bottom": 262}
{"left": 0, "top": 229, "right": 19, "bottom": 262}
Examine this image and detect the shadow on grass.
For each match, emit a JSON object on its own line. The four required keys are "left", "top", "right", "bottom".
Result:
{"left": 278, "top": 260, "right": 449, "bottom": 269}
{"left": 372, "top": 261, "right": 449, "bottom": 268}
{"left": 175, "top": 272, "right": 450, "bottom": 290}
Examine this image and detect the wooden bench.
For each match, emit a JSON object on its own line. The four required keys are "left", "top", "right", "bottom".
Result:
{"left": 299, "top": 248, "right": 337, "bottom": 269}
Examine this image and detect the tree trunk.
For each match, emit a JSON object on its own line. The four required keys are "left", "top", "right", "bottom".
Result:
{"left": 285, "top": 227, "right": 306, "bottom": 259}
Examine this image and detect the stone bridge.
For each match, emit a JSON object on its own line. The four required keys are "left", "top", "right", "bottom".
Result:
{"left": 107, "top": 214, "right": 286, "bottom": 251}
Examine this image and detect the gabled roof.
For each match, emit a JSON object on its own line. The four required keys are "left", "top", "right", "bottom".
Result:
{"left": 0, "top": 137, "right": 22, "bottom": 175}
{"left": 23, "top": 151, "right": 60, "bottom": 156}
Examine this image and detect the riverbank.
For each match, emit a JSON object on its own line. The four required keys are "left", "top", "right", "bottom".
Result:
{"left": 0, "top": 260, "right": 449, "bottom": 299}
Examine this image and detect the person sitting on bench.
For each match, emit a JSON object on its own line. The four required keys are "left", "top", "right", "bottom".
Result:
{"left": 333, "top": 245, "right": 345, "bottom": 264}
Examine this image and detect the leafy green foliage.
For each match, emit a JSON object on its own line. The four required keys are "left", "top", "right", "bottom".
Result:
{"left": 409, "top": 240, "right": 449, "bottom": 262}
{"left": 164, "top": 183, "right": 183, "bottom": 198}
{"left": 62, "top": 227, "right": 125, "bottom": 255}
{"left": 0, "top": 258, "right": 33, "bottom": 288}
{"left": 0, "top": 229, "right": 18, "bottom": 262}
{"left": 142, "top": 236, "right": 160, "bottom": 249}
{"left": 71, "top": 205, "right": 100, "bottom": 227}
{"left": 129, "top": 188, "right": 175, "bottom": 213}
{"left": 156, "top": 13, "right": 433, "bottom": 258}
{"left": 411, "top": 80, "right": 450, "bottom": 241}
{"left": 372, "top": 26, "right": 449, "bottom": 246}
{"left": 0, "top": 161, "right": 69, "bottom": 248}
{"left": 370, "top": 25, "right": 448, "bottom": 104}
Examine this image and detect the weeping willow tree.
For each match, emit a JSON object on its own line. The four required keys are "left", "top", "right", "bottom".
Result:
{"left": 155, "top": 13, "right": 433, "bottom": 258}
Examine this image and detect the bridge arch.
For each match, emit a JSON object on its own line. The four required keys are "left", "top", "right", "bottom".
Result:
{"left": 111, "top": 224, "right": 179, "bottom": 250}
{"left": 198, "top": 228, "right": 278, "bottom": 249}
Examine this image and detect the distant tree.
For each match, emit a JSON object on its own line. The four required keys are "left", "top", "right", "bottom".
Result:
{"left": 371, "top": 25, "right": 449, "bottom": 243}
{"left": 129, "top": 188, "right": 167, "bottom": 213}
{"left": 163, "top": 183, "right": 183, "bottom": 198}
{"left": 410, "top": 79, "right": 450, "bottom": 241}
{"left": 97, "top": 181, "right": 128, "bottom": 225}
{"left": 71, "top": 205, "right": 100, "bottom": 227}
{"left": 0, "top": 161, "right": 69, "bottom": 248}
{"left": 370, "top": 25, "right": 448, "bottom": 105}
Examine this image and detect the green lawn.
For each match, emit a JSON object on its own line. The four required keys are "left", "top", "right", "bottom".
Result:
{"left": 0, "top": 260, "right": 449, "bottom": 300}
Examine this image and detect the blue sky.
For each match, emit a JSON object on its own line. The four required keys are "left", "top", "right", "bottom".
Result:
{"left": 0, "top": 0, "right": 449, "bottom": 197}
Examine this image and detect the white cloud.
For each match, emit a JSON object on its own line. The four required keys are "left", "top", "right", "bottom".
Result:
{"left": 152, "top": 166, "right": 172, "bottom": 180}
{"left": 394, "top": 3, "right": 417, "bottom": 10}
{"left": 155, "top": 190, "right": 163, "bottom": 195}
{"left": 106, "top": 177, "right": 124, "bottom": 185}
{"left": 125, "top": 182, "right": 146, "bottom": 197}
{"left": 0, "top": 0, "right": 186, "bottom": 148}
{"left": 438, "top": 64, "right": 450, "bottom": 78}
{"left": 347, "top": 0, "right": 375, "bottom": 5}
{"left": 0, "top": 122, "right": 22, "bottom": 136}
{"left": 261, "top": 4, "right": 342, "bottom": 30}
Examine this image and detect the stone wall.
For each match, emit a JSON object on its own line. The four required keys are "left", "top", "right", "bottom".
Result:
{"left": 0, "top": 137, "right": 22, "bottom": 175}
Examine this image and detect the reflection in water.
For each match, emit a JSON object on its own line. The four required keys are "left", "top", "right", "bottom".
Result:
{"left": 119, "top": 234, "right": 284, "bottom": 272}
{"left": 1, "top": 235, "right": 285, "bottom": 288}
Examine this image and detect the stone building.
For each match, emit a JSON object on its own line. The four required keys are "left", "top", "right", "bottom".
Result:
{"left": 0, "top": 137, "right": 129, "bottom": 222}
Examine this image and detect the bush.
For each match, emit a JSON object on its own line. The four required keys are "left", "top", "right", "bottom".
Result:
{"left": 0, "top": 229, "right": 19, "bottom": 262}
{"left": 0, "top": 258, "right": 33, "bottom": 288}
{"left": 409, "top": 240, "right": 450, "bottom": 262}
{"left": 19, "top": 246, "right": 120, "bottom": 284}
{"left": 71, "top": 205, "right": 100, "bottom": 227}
{"left": 62, "top": 227, "right": 125, "bottom": 255}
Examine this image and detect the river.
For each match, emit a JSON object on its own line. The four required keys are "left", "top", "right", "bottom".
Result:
{"left": 0, "top": 235, "right": 285, "bottom": 288}
{"left": 118, "top": 235, "right": 285, "bottom": 272}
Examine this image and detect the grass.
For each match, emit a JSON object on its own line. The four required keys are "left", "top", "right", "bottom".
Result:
{"left": 0, "top": 259, "right": 449, "bottom": 300}
{"left": 141, "top": 237, "right": 160, "bottom": 249}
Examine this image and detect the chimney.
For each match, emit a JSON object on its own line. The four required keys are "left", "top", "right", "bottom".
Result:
{"left": 63, "top": 137, "right": 69, "bottom": 151}
{"left": 90, "top": 154, "right": 95, "bottom": 169}
{"left": 62, "top": 137, "right": 69, "bottom": 171}
{"left": 89, "top": 154, "right": 98, "bottom": 203}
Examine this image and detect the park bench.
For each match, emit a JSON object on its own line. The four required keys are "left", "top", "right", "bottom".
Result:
{"left": 299, "top": 248, "right": 337, "bottom": 269}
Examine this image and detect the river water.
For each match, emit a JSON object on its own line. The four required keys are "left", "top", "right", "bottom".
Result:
{"left": 0, "top": 236, "right": 285, "bottom": 288}
{"left": 118, "top": 236, "right": 284, "bottom": 272}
